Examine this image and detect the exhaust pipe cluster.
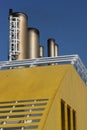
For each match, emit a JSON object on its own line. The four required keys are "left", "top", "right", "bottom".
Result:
{"left": 9, "top": 9, "right": 59, "bottom": 63}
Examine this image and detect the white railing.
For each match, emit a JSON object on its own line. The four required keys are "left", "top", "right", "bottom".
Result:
{"left": 0, "top": 54, "right": 87, "bottom": 85}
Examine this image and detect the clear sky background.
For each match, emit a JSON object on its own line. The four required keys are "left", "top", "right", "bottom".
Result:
{"left": 0, "top": 0, "right": 87, "bottom": 67}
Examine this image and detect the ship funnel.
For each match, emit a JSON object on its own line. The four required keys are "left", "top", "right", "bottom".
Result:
{"left": 39, "top": 45, "right": 44, "bottom": 57}
{"left": 54, "top": 43, "right": 59, "bottom": 65}
{"left": 28, "top": 28, "right": 39, "bottom": 59}
{"left": 9, "top": 11, "right": 28, "bottom": 61}
{"left": 47, "top": 38, "right": 55, "bottom": 57}
{"left": 54, "top": 43, "right": 59, "bottom": 56}
{"left": 47, "top": 38, "right": 55, "bottom": 65}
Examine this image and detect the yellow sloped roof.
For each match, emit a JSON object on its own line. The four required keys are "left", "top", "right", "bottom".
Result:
{"left": 0, "top": 65, "right": 70, "bottom": 101}
{"left": 0, "top": 64, "right": 83, "bottom": 130}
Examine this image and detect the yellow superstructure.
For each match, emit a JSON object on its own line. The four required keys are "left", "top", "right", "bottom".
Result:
{"left": 0, "top": 64, "right": 87, "bottom": 130}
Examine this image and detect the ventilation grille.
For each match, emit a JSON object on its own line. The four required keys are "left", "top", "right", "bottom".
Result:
{"left": 0, "top": 98, "right": 48, "bottom": 130}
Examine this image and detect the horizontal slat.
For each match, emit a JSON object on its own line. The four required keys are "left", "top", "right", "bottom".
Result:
{"left": 0, "top": 116, "right": 41, "bottom": 122}
{"left": 3, "top": 127, "right": 37, "bottom": 130}
{"left": 0, "top": 99, "right": 48, "bottom": 104}
{"left": 0, "top": 106, "right": 46, "bottom": 111}
{"left": 1, "top": 128, "right": 38, "bottom": 130}
{"left": 0, "top": 111, "right": 43, "bottom": 116}
{"left": 0, "top": 102, "right": 47, "bottom": 107}
{"left": 0, "top": 113, "right": 43, "bottom": 120}
{"left": 0, "top": 108, "right": 45, "bottom": 115}
{"left": 21, "top": 129, "right": 37, "bottom": 130}
{"left": 1, "top": 127, "right": 38, "bottom": 130}
{"left": 0, "top": 101, "right": 48, "bottom": 107}
{"left": 17, "top": 99, "right": 48, "bottom": 103}
{"left": 0, "top": 119, "right": 40, "bottom": 125}
{"left": 0, "top": 122, "right": 39, "bottom": 128}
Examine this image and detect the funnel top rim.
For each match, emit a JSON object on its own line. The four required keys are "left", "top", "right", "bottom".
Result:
{"left": 28, "top": 27, "right": 39, "bottom": 35}
{"left": 10, "top": 12, "right": 28, "bottom": 19}
{"left": 47, "top": 38, "right": 55, "bottom": 42}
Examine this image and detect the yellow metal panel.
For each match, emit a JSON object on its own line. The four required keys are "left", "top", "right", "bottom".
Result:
{"left": 57, "top": 66, "right": 87, "bottom": 130}
{"left": 0, "top": 65, "right": 69, "bottom": 101}
{"left": 43, "top": 65, "right": 87, "bottom": 130}
{"left": 0, "top": 65, "right": 87, "bottom": 130}
{"left": 0, "top": 65, "right": 69, "bottom": 130}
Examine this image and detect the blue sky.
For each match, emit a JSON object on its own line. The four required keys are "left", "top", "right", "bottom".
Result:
{"left": 0, "top": 0, "right": 87, "bottom": 67}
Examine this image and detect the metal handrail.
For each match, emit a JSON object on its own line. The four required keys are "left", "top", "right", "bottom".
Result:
{"left": 0, "top": 54, "right": 87, "bottom": 85}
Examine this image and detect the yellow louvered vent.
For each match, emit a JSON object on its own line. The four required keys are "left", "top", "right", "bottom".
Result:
{"left": 0, "top": 98, "right": 48, "bottom": 130}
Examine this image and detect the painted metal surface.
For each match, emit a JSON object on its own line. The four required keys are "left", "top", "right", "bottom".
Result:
{"left": 0, "top": 65, "right": 87, "bottom": 130}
